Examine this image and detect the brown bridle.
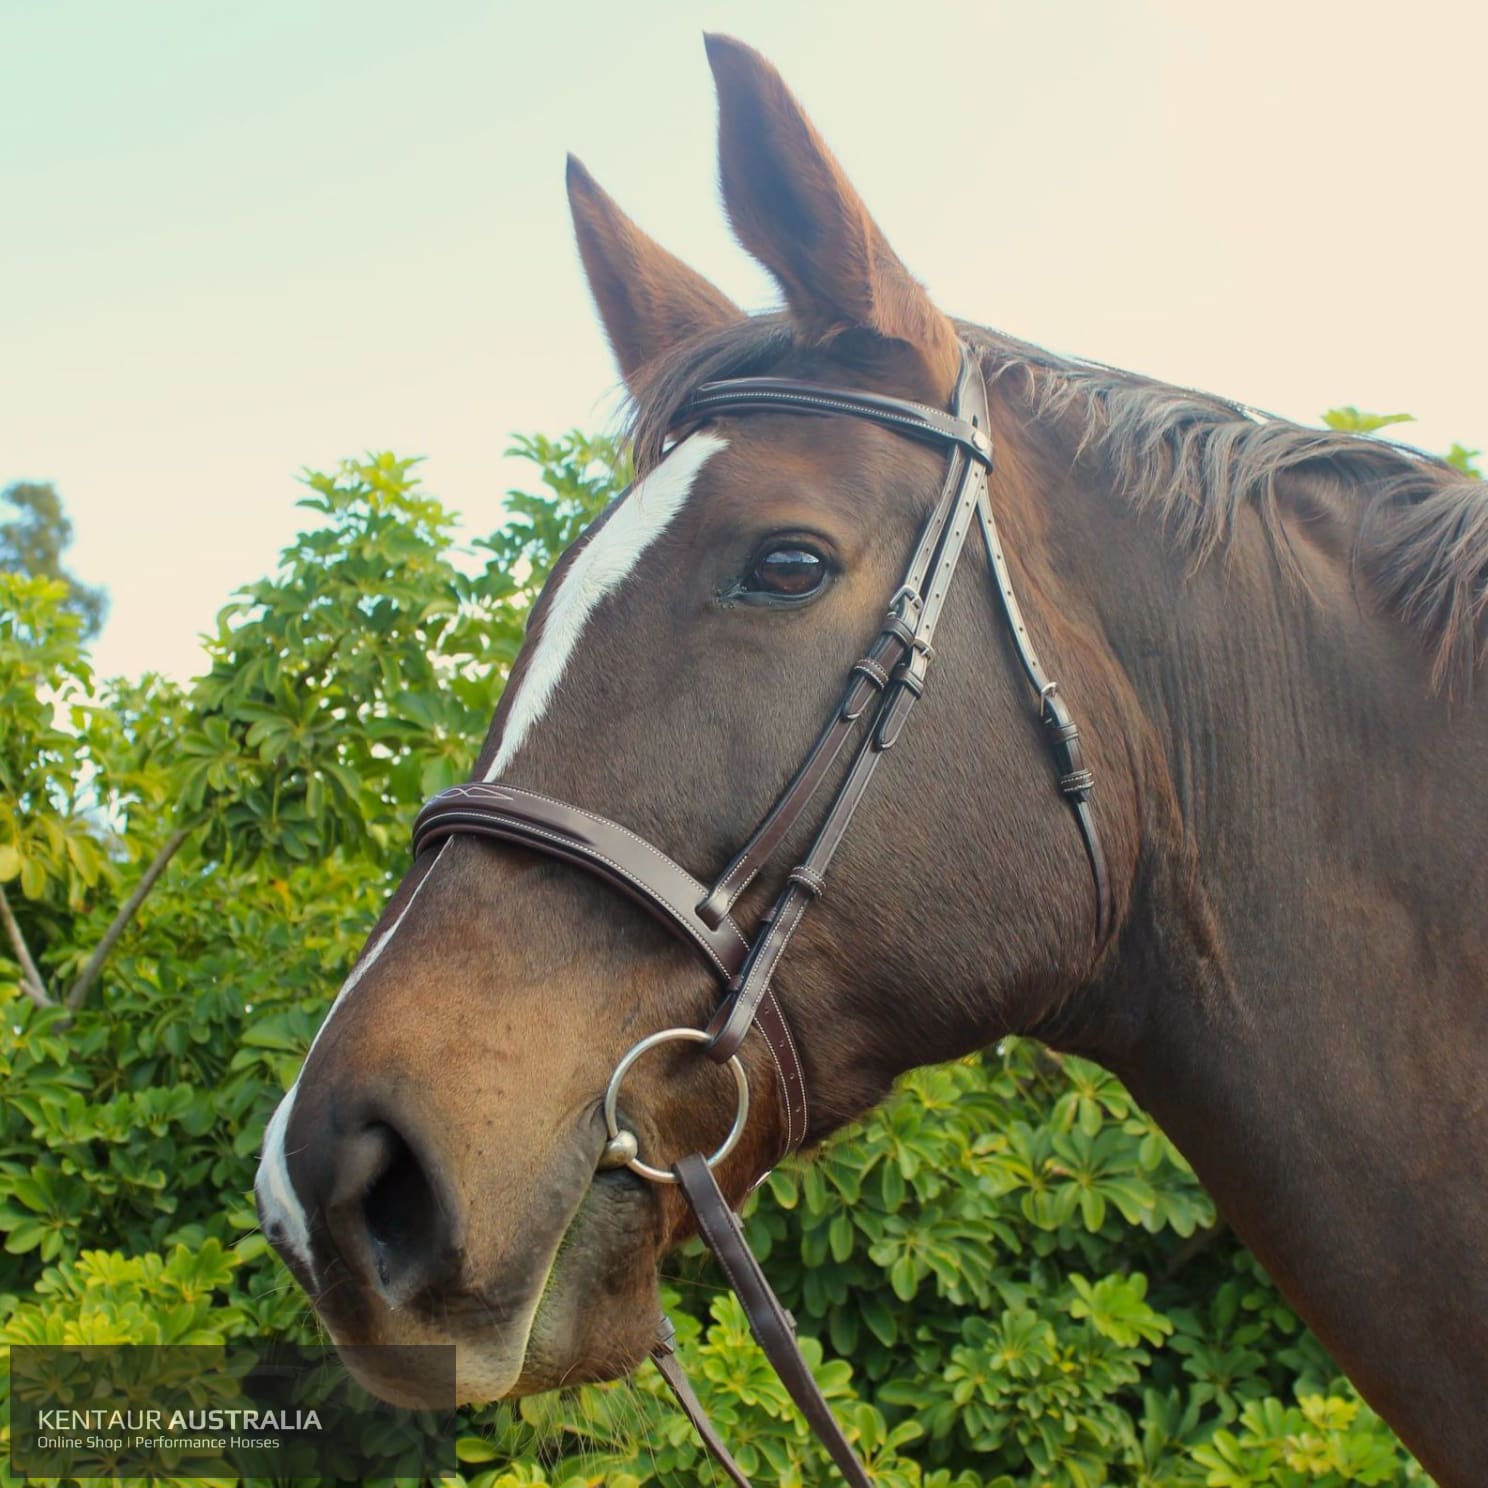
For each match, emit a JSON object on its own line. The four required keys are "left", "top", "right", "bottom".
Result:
{"left": 412, "top": 344, "right": 1111, "bottom": 1484}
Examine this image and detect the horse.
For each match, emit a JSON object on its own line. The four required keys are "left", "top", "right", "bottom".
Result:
{"left": 255, "top": 34, "right": 1488, "bottom": 1487}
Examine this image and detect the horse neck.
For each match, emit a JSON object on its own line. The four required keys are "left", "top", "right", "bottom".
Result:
{"left": 1043, "top": 449, "right": 1488, "bottom": 1484}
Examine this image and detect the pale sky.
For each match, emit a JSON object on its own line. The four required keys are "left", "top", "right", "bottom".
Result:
{"left": 4, "top": 1, "right": 1483, "bottom": 682}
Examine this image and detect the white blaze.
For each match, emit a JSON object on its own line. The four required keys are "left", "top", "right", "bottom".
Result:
{"left": 484, "top": 432, "right": 727, "bottom": 779}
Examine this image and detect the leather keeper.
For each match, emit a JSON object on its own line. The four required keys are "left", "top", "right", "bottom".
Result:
{"left": 874, "top": 687, "right": 919, "bottom": 751}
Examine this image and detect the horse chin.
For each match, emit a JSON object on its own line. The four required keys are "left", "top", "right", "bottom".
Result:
{"left": 504, "top": 1171, "right": 665, "bottom": 1398}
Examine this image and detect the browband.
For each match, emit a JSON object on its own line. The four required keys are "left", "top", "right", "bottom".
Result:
{"left": 683, "top": 376, "right": 994, "bottom": 466}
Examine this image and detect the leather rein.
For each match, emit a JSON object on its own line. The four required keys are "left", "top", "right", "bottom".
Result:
{"left": 412, "top": 344, "right": 1111, "bottom": 1484}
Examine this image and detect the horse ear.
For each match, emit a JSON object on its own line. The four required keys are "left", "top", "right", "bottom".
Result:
{"left": 705, "top": 34, "right": 961, "bottom": 400}
{"left": 567, "top": 155, "right": 743, "bottom": 387}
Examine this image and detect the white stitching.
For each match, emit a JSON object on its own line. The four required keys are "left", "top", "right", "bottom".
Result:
{"left": 440, "top": 783, "right": 747, "bottom": 951}
{"left": 429, "top": 784, "right": 750, "bottom": 957}
{"left": 761, "top": 987, "right": 808, "bottom": 1152}
{"left": 734, "top": 896, "right": 811, "bottom": 1149}
{"left": 750, "top": 1020, "right": 795, "bottom": 1153}
{"left": 424, "top": 815, "right": 739, "bottom": 980}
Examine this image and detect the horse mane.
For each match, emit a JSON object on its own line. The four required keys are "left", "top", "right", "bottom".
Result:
{"left": 627, "top": 316, "right": 1487, "bottom": 692}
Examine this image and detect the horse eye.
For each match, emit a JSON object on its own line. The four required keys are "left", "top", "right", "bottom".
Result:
{"left": 746, "top": 546, "right": 827, "bottom": 598}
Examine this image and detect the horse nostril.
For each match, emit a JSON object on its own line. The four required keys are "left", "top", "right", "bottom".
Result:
{"left": 362, "top": 1124, "right": 442, "bottom": 1290}
{"left": 322, "top": 1118, "right": 457, "bottom": 1307}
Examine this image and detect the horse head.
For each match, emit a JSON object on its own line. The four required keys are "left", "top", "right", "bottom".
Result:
{"left": 255, "top": 35, "right": 1137, "bottom": 1408}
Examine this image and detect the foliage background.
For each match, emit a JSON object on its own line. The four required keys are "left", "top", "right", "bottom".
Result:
{"left": 3, "top": 418, "right": 1476, "bottom": 1486}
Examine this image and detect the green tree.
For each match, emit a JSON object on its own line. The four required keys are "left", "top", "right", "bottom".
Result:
{"left": 0, "top": 481, "right": 108, "bottom": 638}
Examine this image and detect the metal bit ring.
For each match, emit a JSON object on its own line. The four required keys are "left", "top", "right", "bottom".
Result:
{"left": 601, "top": 1028, "right": 750, "bottom": 1184}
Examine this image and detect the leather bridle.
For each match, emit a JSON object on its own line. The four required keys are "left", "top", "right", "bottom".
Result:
{"left": 412, "top": 344, "right": 1111, "bottom": 1484}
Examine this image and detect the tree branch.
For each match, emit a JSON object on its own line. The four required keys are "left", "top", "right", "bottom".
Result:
{"left": 297, "top": 626, "right": 352, "bottom": 692}
{"left": 65, "top": 824, "right": 193, "bottom": 1013}
{"left": 0, "top": 881, "right": 53, "bottom": 1008}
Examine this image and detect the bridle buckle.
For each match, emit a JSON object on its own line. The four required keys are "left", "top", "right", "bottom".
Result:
{"left": 887, "top": 584, "right": 923, "bottom": 626}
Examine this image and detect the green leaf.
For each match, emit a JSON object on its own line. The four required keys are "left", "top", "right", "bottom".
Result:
{"left": 1321, "top": 406, "right": 1415, "bottom": 435}
{"left": 1446, "top": 442, "right": 1483, "bottom": 477}
{"left": 4, "top": 1219, "right": 49, "bottom": 1254}
{"left": 828, "top": 1212, "right": 854, "bottom": 1263}
{"left": 19, "top": 855, "right": 46, "bottom": 900}
{"left": 456, "top": 1435, "right": 501, "bottom": 1463}
{"left": 859, "top": 1292, "right": 897, "bottom": 1347}
{"left": 889, "top": 1255, "right": 918, "bottom": 1302}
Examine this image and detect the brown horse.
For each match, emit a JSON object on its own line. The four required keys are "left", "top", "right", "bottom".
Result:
{"left": 256, "top": 35, "right": 1488, "bottom": 1486}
